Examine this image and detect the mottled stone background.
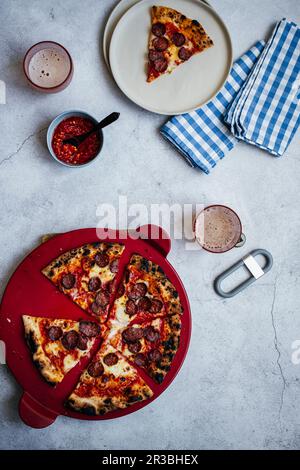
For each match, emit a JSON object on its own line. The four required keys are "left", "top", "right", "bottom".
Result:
{"left": 0, "top": 0, "right": 299, "bottom": 450}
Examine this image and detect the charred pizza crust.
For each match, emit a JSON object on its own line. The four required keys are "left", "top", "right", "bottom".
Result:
{"left": 147, "top": 313, "right": 181, "bottom": 383}
{"left": 66, "top": 342, "right": 153, "bottom": 415}
{"left": 42, "top": 242, "right": 124, "bottom": 322}
{"left": 27, "top": 246, "right": 184, "bottom": 409}
{"left": 129, "top": 254, "right": 183, "bottom": 316}
{"left": 108, "top": 314, "right": 181, "bottom": 384}
{"left": 23, "top": 315, "right": 100, "bottom": 386}
{"left": 152, "top": 6, "right": 213, "bottom": 49}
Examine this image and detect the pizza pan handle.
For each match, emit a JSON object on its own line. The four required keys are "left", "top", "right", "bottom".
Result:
{"left": 136, "top": 224, "right": 171, "bottom": 257}
{"left": 19, "top": 392, "right": 58, "bottom": 428}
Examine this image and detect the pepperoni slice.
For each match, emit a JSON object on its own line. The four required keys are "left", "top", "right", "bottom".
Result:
{"left": 103, "top": 353, "right": 118, "bottom": 366}
{"left": 178, "top": 47, "right": 192, "bottom": 61}
{"left": 144, "top": 326, "right": 160, "bottom": 342}
{"left": 79, "top": 321, "right": 100, "bottom": 338}
{"left": 134, "top": 353, "right": 148, "bottom": 367}
{"left": 77, "top": 333, "right": 88, "bottom": 351}
{"left": 126, "top": 299, "right": 137, "bottom": 317}
{"left": 91, "top": 302, "right": 104, "bottom": 316}
{"left": 105, "top": 280, "right": 114, "bottom": 294}
{"left": 172, "top": 32, "right": 185, "bottom": 46}
{"left": 151, "top": 22, "right": 166, "bottom": 37}
{"left": 128, "top": 341, "right": 141, "bottom": 354}
{"left": 148, "top": 348, "right": 162, "bottom": 363}
{"left": 109, "top": 259, "right": 119, "bottom": 273}
{"left": 47, "top": 326, "right": 63, "bottom": 341}
{"left": 122, "top": 327, "right": 144, "bottom": 343}
{"left": 153, "top": 37, "right": 169, "bottom": 52}
{"left": 61, "top": 273, "right": 75, "bottom": 289}
{"left": 128, "top": 282, "right": 147, "bottom": 300}
{"left": 88, "top": 276, "right": 101, "bottom": 292}
{"left": 153, "top": 58, "right": 168, "bottom": 73}
{"left": 88, "top": 360, "right": 104, "bottom": 378}
{"left": 150, "top": 299, "right": 163, "bottom": 313}
{"left": 61, "top": 330, "right": 79, "bottom": 350}
{"left": 148, "top": 49, "right": 164, "bottom": 62}
{"left": 137, "top": 296, "right": 152, "bottom": 312}
{"left": 95, "top": 290, "right": 110, "bottom": 307}
{"left": 116, "top": 282, "right": 125, "bottom": 299}
{"left": 95, "top": 252, "right": 109, "bottom": 267}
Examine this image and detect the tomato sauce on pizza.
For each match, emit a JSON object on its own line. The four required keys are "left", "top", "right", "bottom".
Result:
{"left": 147, "top": 6, "right": 213, "bottom": 83}
{"left": 24, "top": 244, "right": 184, "bottom": 415}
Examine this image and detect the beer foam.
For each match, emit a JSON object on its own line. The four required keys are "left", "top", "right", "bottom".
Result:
{"left": 195, "top": 206, "right": 241, "bottom": 253}
{"left": 28, "top": 48, "right": 70, "bottom": 88}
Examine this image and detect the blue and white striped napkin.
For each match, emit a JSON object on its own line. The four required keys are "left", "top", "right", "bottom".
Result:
{"left": 225, "top": 19, "right": 300, "bottom": 157}
{"left": 161, "top": 19, "right": 300, "bottom": 174}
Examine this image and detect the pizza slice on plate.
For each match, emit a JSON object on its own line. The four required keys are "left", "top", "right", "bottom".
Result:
{"left": 42, "top": 242, "right": 124, "bottom": 323}
{"left": 108, "top": 314, "right": 181, "bottom": 384}
{"left": 66, "top": 341, "right": 153, "bottom": 415}
{"left": 147, "top": 5, "right": 214, "bottom": 82}
{"left": 23, "top": 315, "right": 101, "bottom": 386}
{"left": 108, "top": 254, "right": 183, "bottom": 326}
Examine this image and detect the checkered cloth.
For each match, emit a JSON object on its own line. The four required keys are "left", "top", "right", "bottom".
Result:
{"left": 161, "top": 19, "right": 300, "bottom": 174}
{"left": 225, "top": 19, "right": 300, "bottom": 157}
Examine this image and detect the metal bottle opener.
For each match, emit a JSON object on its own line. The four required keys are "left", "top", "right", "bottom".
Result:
{"left": 214, "top": 249, "right": 273, "bottom": 298}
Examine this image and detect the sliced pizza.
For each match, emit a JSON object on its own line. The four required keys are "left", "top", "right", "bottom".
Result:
{"left": 42, "top": 242, "right": 124, "bottom": 323}
{"left": 66, "top": 341, "right": 153, "bottom": 415}
{"left": 23, "top": 315, "right": 101, "bottom": 386}
{"left": 108, "top": 254, "right": 183, "bottom": 326}
{"left": 108, "top": 314, "right": 181, "bottom": 384}
{"left": 147, "top": 5, "right": 214, "bottom": 82}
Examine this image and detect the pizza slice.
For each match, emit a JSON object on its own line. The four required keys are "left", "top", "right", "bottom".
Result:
{"left": 147, "top": 5, "right": 214, "bottom": 82}
{"left": 66, "top": 341, "right": 153, "bottom": 415}
{"left": 108, "top": 254, "right": 183, "bottom": 326}
{"left": 23, "top": 315, "right": 101, "bottom": 386}
{"left": 42, "top": 242, "right": 124, "bottom": 323}
{"left": 108, "top": 314, "right": 181, "bottom": 384}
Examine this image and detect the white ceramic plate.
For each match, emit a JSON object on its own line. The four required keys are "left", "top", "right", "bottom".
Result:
{"left": 103, "top": 0, "right": 141, "bottom": 71}
{"left": 109, "top": 0, "right": 232, "bottom": 115}
{"left": 103, "top": 0, "right": 212, "bottom": 71}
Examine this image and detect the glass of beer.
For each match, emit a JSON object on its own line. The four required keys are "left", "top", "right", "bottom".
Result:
{"left": 194, "top": 205, "right": 246, "bottom": 253}
{"left": 23, "top": 41, "right": 73, "bottom": 93}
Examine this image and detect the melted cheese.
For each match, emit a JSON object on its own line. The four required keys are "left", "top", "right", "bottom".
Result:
{"left": 113, "top": 297, "right": 129, "bottom": 325}
{"left": 45, "top": 341, "right": 60, "bottom": 356}
{"left": 64, "top": 354, "right": 78, "bottom": 373}
{"left": 89, "top": 264, "right": 114, "bottom": 284}
{"left": 149, "top": 29, "right": 195, "bottom": 77}
{"left": 97, "top": 343, "right": 136, "bottom": 379}
{"left": 23, "top": 316, "right": 95, "bottom": 383}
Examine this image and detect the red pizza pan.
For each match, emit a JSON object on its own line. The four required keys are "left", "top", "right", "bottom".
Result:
{"left": 0, "top": 225, "right": 191, "bottom": 428}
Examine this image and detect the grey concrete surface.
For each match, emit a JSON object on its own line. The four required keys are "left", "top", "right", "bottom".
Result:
{"left": 0, "top": 0, "right": 300, "bottom": 450}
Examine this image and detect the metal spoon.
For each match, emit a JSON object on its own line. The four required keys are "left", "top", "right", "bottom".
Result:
{"left": 63, "top": 112, "right": 120, "bottom": 147}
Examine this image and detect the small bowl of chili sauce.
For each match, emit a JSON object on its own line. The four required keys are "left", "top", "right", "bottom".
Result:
{"left": 47, "top": 110, "right": 103, "bottom": 167}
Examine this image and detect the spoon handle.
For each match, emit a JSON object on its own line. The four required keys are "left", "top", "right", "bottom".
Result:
{"left": 96, "top": 112, "right": 120, "bottom": 131}
{"left": 63, "top": 112, "right": 120, "bottom": 146}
